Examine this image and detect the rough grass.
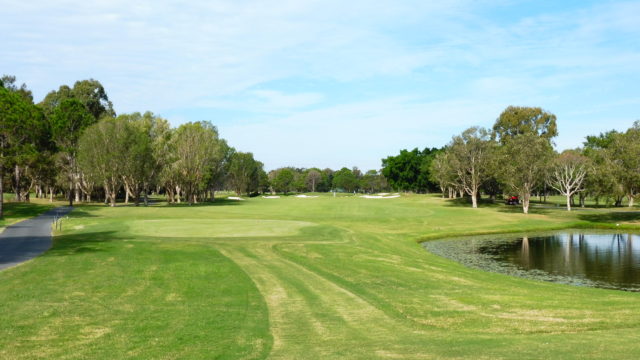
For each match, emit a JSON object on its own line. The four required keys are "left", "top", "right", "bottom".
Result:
{"left": 1, "top": 194, "right": 640, "bottom": 359}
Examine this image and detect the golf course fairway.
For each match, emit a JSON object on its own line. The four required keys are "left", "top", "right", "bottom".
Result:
{"left": 1, "top": 194, "right": 640, "bottom": 359}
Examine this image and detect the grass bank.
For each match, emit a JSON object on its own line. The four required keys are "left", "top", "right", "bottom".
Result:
{"left": 1, "top": 194, "right": 639, "bottom": 359}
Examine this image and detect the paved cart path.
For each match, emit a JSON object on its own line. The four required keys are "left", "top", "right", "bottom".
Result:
{"left": 0, "top": 206, "right": 73, "bottom": 271}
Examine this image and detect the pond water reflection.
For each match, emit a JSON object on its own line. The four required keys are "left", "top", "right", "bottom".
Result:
{"left": 423, "top": 231, "right": 640, "bottom": 291}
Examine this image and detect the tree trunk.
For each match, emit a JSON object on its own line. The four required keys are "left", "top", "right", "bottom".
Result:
{"left": 75, "top": 181, "right": 80, "bottom": 203}
{"left": 630, "top": 195, "right": 635, "bottom": 208}
{"left": 167, "top": 187, "right": 174, "bottom": 203}
{"left": 49, "top": 187, "right": 53, "bottom": 203}
{"left": 68, "top": 182, "right": 74, "bottom": 207}
{"left": 522, "top": 193, "right": 530, "bottom": 214}
{"left": 134, "top": 189, "right": 140, "bottom": 206}
{"left": 566, "top": 194, "right": 571, "bottom": 212}
{"left": 471, "top": 190, "right": 478, "bottom": 208}
{"left": 14, "top": 164, "right": 21, "bottom": 202}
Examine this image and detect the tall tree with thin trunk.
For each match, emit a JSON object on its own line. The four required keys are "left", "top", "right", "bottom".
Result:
{"left": 447, "top": 127, "right": 496, "bottom": 208}
{"left": 549, "top": 150, "right": 589, "bottom": 211}
{"left": 0, "top": 84, "right": 48, "bottom": 215}
{"left": 498, "top": 134, "right": 554, "bottom": 214}
{"left": 493, "top": 106, "right": 558, "bottom": 144}
{"left": 305, "top": 169, "right": 321, "bottom": 192}
{"left": 227, "top": 152, "right": 262, "bottom": 196}
{"left": 429, "top": 151, "right": 459, "bottom": 198}
{"left": 608, "top": 122, "right": 640, "bottom": 207}
{"left": 77, "top": 118, "right": 130, "bottom": 206}
{"left": 50, "top": 98, "right": 96, "bottom": 206}
{"left": 171, "top": 121, "right": 223, "bottom": 205}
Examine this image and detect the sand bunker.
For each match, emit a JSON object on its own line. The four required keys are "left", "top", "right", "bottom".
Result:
{"left": 262, "top": 196, "right": 281, "bottom": 199}
{"left": 228, "top": 196, "right": 245, "bottom": 201}
{"left": 295, "top": 195, "right": 319, "bottom": 198}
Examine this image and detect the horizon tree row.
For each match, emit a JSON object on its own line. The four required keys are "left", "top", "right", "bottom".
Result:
{"left": 429, "top": 105, "right": 640, "bottom": 213}
{"left": 265, "top": 167, "right": 388, "bottom": 195}
{"left": 0, "top": 75, "right": 273, "bottom": 210}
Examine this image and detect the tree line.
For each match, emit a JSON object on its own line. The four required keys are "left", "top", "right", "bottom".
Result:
{"left": 0, "top": 75, "right": 392, "bottom": 215}
{"left": 0, "top": 75, "right": 275, "bottom": 212}
{"left": 2, "top": 75, "right": 636, "bottom": 214}
{"left": 265, "top": 167, "right": 388, "bottom": 195}
{"left": 427, "top": 106, "right": 640, "bottom": 213}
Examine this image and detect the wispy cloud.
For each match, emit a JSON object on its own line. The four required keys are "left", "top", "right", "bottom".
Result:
{"left": 2, "top": 0, "right": 639, "bottom": 169}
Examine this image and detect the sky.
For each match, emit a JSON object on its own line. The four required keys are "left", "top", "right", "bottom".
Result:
{"left": 2, "top": 0, "right": 639, "bottom": 171}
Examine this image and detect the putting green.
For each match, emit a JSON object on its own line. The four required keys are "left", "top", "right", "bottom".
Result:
{"left": 126, "top": 218, "right": 315, "bottom": 238}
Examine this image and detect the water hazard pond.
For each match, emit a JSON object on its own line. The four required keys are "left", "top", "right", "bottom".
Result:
{"left": 423, "top": 230, "right": 640, "bottom": 292}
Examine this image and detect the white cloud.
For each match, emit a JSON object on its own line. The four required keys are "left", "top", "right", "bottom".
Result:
{"left": 1, "top": 0, "right": 638, "bottom": 170}
{"left": 220, "top": 96, "right": 505, "bottom": 170}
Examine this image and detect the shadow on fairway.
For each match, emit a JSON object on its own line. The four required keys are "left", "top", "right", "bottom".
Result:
{"left": 578, "top": 211, "right": 640, "bottom": 223}
{"left": 66, "top": 207, "right": 101, "bottom": 218}
{"left": 443, "top": 197, "right": 500, "bottom": 208}
{"left": 494, "top": 203, "right": 553, "bottom": 215}
{"left": 0, "top": 203, "right": 53, "bottom": 223}
{"left": 160, "top": 198, "right": 246, "bottom": 208}
{"left": 46, "top": 231, "right": 119, "bottom": 256}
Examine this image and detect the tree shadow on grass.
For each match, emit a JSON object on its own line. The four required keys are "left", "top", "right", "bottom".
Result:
{"left": 578, "top": 211, "right": 640, "bottom": 224}
{"left": 1, "top": 203, "right": 52, "bottom": 220}
{"left": 45, "top": 231, "right": 120, "bottom": 256}
{"left": 66, "top": 207, "right": 101, "bottom": 218}
{"left": 442, "top": 197, "right": 501, "bottom": 208}
{"left": 495, "top": 204, "right": 553, "bottom": 215}
{"left": 160, "top": 198, "right": 246, "bottom": 208}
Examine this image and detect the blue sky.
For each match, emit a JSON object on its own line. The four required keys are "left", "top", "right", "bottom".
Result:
{"left": 2, "top": 0, "right": 639, "bottom": 170}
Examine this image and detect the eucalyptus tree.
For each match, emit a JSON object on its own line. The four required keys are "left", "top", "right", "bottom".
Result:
{"left": 158, "top": 130, "right": 180, "bottom": 203}
{"left": 227, "top": 151, "right": 263, "bottom": 195}
{"left": 138, "top": 112, "right": 171, "bottom": 205}
{"left": 429, "top": 151, "right": 459, "bottom": 198}
{"left": 207, "top": 139, "right": 232, "bottom": 201}
{"left": 116, "top": 112, "right": 168, "bottom": 206}
{"left": 608, "top": 122, "right": 640, "bottom": 207}
{"left": 271, "top": 168, "right": 295, "bottom": 194}
{"left": 548, "top": 150, "right": 590, "bottom": 211}
{"left": 0, "top": 78, "right": 49, "bottom": 203}
{"left": 493, "top": 106, "right": 557, "bottom": 144}
{"left": 1, "top": 75, "right": 33, "bottom": 102}
{"left": 171, "top": 121, "right": 224, "bottom": 204}
{"left": 498, "top": 133, "right": 554, "bottom": 214}
{"left": 0, "top": 86, "right": 48, "bottom": 215}
{"left": 447, "top": 127, "right": 496, "bottom": 208}
{"left": 582, "top": 132, "right": 625, "bottom": 206}
{"left": 305, "top": 169, "right": 322, "bottom": 192}
{"left": 77, "top": 117, "right": 130, "bottom": 206}
{"left": 40, "top": 79, "right": 114, "bottom": 120}
{"left": 258, "top": 169, "right": 270, "bottom": 194}
{"left": 50, "top": 98, "right": 96, "bottom": 206}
